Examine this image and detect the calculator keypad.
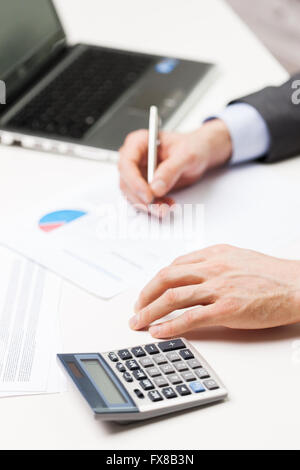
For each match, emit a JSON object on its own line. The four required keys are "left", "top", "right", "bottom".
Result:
{"left": 106, "top": 339, "right": 222, "bottom": 407}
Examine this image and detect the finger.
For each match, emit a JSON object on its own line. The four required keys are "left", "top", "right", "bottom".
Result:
{"left": 129, "top": 284, "right": 216, "bottom": 330}
{"left": 172, "top": 248, "right": 211, "bottom": 266}
{"left": 150, "top": 152, "right": 192, "bottom": 197}
{"left": 149, "top": 304, "right": 221, "bottom": 338}
{"left": 135, "top": 264, "right": 207, "bottom": 312}
{"left": 118, "top": 130, "right": 153, "bottom": 204}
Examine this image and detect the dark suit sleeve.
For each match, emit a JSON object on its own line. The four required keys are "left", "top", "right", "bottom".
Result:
{"left": 231, "top": 73, "right": 300, "bottom": 163}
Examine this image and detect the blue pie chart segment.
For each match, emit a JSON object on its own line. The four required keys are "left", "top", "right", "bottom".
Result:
{"left": 39, "top": 210, "right": 87, "bottom": 233}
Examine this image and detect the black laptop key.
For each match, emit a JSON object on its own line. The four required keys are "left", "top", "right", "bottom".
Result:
{"left": 9, "top": 48, "right": 154, "bottom": 139}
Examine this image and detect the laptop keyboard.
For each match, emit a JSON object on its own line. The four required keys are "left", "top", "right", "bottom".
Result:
{"left": 8, "top": 48, "right": 154, "bottom": 139}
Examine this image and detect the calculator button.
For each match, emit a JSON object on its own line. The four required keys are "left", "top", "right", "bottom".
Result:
{"left": 187, "top": 359, "right": 202, "bottom": 369}
{"left": 160, "top": 364, "right": 175, "bottom": 375}
{"left": 133, "top": 369, "right": 147, "bottom": 381}
{"left": 147, "top": 367, "right": 161, "bottom": 378}
{"left": 123, "top": 372, "right": 133, "bottom": 382}
{"left": 153, "top": 376, "right": 169, "bottom": 388}
{"left": 134, "top": 389, "right": 145, "bottom": 399}
{"left": 158, "top": 339, "right": 185, "bottom": 352}
{"left": 125, "top": 359, "right": 140, "bottom": 371}
{"left": 116, "top": 362, "right": 126, "bottom": 372}
{"left": 179, "top": 349, "right": 194, "bottom": 360}
{"left": 108, "top": 352, "right": 118, "bottom": 362}
{"left": 139, "top": 357, "right": 154, "bottom": 368}
{"left": 203, "top": 379, "right": 219, "bottom": 390}
{"left": 176, "top": 384, "right": 191, "bottom": 396}
{"left": 144, "top": 344, "right": 159, "bottom": 355}
{"left": 174, "top": 361, "right": 188, "bottom": 372}
{"left": 181, "top": 371, "right": 196, "bottom": 382}
{"left": 140, "top": 379, "right": 155, "bottom": 391}
{"left": 195, "top": 368, "right": 210, "bottom": 379}
{"left": 190, "top": 381, "right": 206, "bottom": 393}
{"left": 131, "top": 347, "right": 146, "bottom": 357}
{"left": 148, "top": 390, "right": 163, "bottom": 402}
{"left": 166, "top": 352, "right": 181, "bottom": 362}
{"left": 118, "top": 349, "right": 132, "bottom": 360}
{"left": 153, "top": 354, "right": 167, "bottom": 365}
{"left": 168, "top": 374, "right": 182, "bottom": 385}
{"left": 162, "top": 387, "right": 177, "bottom": 399}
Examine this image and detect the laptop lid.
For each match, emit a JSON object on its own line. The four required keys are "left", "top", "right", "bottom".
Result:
{"left": 0, "top": 0, "right": 66, "bottom": 102}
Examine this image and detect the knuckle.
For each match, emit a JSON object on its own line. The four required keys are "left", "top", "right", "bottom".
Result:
{"left": 140, "top": 307, "right": 151, "bottom": 325}
{"left": 172, "top": 255, "right": 184, "bottom": 265}
{"left": 157, "top": 267, "right": 170, "bottom": 284}
{"left": 183, "top": 309, "right": 198, "bottom": 327}
{"left": 164, "top": 288, "right": 178, "bottom": 306}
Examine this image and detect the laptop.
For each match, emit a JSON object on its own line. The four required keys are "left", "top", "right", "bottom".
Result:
{"left": 0, "top": 0, "right": 216, "bottom": 162}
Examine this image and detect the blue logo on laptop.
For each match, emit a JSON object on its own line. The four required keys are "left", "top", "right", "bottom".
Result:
{"left": 155, "top": 58, "right": 179, "bottom": 74}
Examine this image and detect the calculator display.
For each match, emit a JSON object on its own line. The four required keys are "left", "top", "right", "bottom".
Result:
{"left": 82, "top": 359, "right": 126, "bottom": 404}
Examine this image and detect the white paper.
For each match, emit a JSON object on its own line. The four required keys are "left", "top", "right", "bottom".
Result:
{"left": 0, "top": 248, "right": 65, "bottom": 395}
{"left": 0, "top": 168, "right": 204, "bottom": 298}
{"left": 1, "top": 161, "right": 299, "bottom": 304}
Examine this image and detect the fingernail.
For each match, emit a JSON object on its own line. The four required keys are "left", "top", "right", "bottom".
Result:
{"left": 134, "top": 301, "right": 139, "bottom": 313}
{"left": 129, "top": 314, "right": 139, "bottom": 330}
{"left": 149, "top": 325, "right": 161, "bottom": 337}
{"left": 151, "top": 179, "right": 166, "bottom": 196}
{"left": 137, "top": 191, "right": 151, "bottom": 205}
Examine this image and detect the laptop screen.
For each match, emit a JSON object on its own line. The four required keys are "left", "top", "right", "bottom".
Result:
{"left": 0, "top": 0, "right": 65, "bottom": 99}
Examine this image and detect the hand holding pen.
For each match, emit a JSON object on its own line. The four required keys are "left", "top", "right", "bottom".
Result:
{"left": 118, "top": 109, "right": 232, "bottom": 213}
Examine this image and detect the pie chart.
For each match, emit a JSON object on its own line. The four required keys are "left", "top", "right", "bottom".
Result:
{"left": 38, "top": 210, "right": 87, "bottom": 233}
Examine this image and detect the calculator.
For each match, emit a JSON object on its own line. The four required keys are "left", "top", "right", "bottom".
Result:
{"left": 58, "top": 338, "right": 227, "bottom": 422}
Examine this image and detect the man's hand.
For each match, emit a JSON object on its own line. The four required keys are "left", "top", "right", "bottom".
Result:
{"left": 118, "top": 119, "right": 232, "bottom": 205}
{"left": 129, "top": 245, "right": 300, "bottom": 337}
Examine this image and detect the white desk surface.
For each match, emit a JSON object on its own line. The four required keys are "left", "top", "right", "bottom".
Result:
{"left": 0, "top": 0, "right": 299, "bottom": 450}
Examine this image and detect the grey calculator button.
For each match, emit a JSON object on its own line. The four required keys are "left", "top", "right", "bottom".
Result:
{"left": 118, "top": 349, "right": 132, "bottom": 360}
{"left": 162, "top": 387, "right": 177, "bottom": 399}
{"left": 179, "top": 349, "right": 194, "bottom": 360}
{"left": 168, "top": 374, "right": 182, "bottom": 385}
{"left": 133, "top": 369, "right": 147, "bottom": 381}
{"left": 147, "top": 367, "right": 161, "bottom": 377}
{"left": 160, "top": 364, "right": 175, "bottom": 375}
{"left": 134, "top": 389, "right": 145, "bottom": 399}
{"left": 153, "top": 376, "right": 169, "bottom": 388}
{"left": 123, "top": 372, "right": 133, "bottom": 382}
{"left": 125, "top": 359, "right": 140, "bottom": 371}
{"left": 174, "top": 361, "right": 188, "bottom": 372}
{"left": 139, "top": 357, "right": 154, "bottom": 368}
{"left": 116, "top": 362, "right": 126, "bottom": 372}
{"left": 108, "top": 352, "right": 118, "bottom": 362}
{"left": 131, "top": 347, "right": 146, "bottom": 358}
{"left": 140, "top": 379, "right": 154, "bottom": 391}
{"left": 181, "top": 371, "right": 196, "bottom": 382}
{"left": 153, "top": 354, "right": 167, "bottom": 365}
{"left": 203, "top": 379, "right": 219, "bottom": 390}
{"left": 195, "top": 368, "right": 210, "bottom": 379}
{"left": 158, "top": 339, "right": 185, "bottom": 352}
{"left": 166, "top": 352, "right": 181, "bottom": 362}
{"left": 145, "top": 344, "right": 159, "bottom": 355}
{"left": 176, "top": 384, "right": 191, "bottom": 396}
{"left": 148, "top": 390, "right": 163, "bottom": 402}
{"left": 187, "top": 359, "right": 202, "bottom": 369}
